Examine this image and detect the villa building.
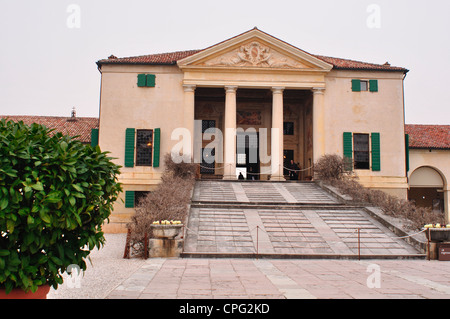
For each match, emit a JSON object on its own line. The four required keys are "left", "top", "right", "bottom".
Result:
{"left": 4, "top": 28, "right": 448, "bottom": 233}
{"left": 95, "top": 28, "right": 416, "bottom": 231}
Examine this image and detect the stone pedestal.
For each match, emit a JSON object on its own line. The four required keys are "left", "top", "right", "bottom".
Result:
{"left": 427, "top": 241, "right": 439, "bottom": 260}
{"left": 149, "top": 238, "right": 183, "bottom": 258}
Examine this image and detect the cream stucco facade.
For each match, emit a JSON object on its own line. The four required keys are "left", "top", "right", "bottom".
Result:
{"left": 97, "top": 28, "right": 412, "bottom": 232}
{"left": 408, "top": 149, "right": 449, "bottom": 222}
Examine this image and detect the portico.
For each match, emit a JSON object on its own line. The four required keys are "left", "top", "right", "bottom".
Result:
{"left": 178, "top": 28, "right": 332, "bottom": 180}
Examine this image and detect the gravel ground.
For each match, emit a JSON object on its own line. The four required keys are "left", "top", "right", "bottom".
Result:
{"left": 47, "top": 233, "right": 145, "bottom": 299}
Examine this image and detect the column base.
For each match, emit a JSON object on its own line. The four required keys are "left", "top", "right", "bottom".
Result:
{"left": 222, "top": 176, "right": 238, "bottom": 180}
{"left": 270, "top": 176, "right": 286, "bottom": 181}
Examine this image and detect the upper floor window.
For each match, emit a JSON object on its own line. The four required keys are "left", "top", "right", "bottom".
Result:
{"left": 136, "top": 129, "right": 153, "bottom": 166}
{"left": 352, "top": 79, "right": 378, "bottom": 92}
{"left": 283, "top": 122, "right": 294, "bottom": 135}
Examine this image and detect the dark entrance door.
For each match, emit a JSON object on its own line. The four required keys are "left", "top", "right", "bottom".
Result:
{"left": 236, "top": 132, "right": 259, "bottom": 180}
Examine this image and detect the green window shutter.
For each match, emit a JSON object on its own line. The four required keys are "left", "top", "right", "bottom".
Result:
{"left": 369, "top": 79, "right": 378, "bottom": 92}
{"left": 371, "top": 132, "right": 381, "bottom": 171}
{"left": 90, "top": 128, "right": 99, "bottom": 147}
{"left": 137, "top": 74, "right": 146, "bottom": 87}
{"left": 125, "top": 191, "right": 135, "bottom": 208}
{"left": 352, "top": 79, "right": 361, "bottom": 92}
{"left": 405, "top": 134, "right": 410, "bottom": 172}
{"left": 124, "top": 128, "right": 135, "bottom": 167}
{"left": 343, "top": 132, "right": 353, "bottom": 171}
{"left": 146, "top": 74, "right": 156, "bottom": 87}
{"left": 153, "top": 128, "right": 161, "bottom": 168}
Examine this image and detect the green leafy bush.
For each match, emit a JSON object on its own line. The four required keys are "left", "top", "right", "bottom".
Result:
{"left": 0, "top": 120, "right": 122, "bottom": 294}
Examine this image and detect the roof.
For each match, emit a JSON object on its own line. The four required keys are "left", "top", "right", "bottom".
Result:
{"left": 98, "top": 50, "right": 407, "bottom": 73}
{"left": 405, "top": 124, "right": 450, "bottom": 150}
{"left": 96, "top": 28, "right": 408, "bottom": 73}
{"left": 1, "top": 115, "right": 99, "bottom": 144}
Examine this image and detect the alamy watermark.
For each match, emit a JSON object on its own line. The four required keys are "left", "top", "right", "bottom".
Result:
{"left": 170, "top": 121, "right": 282, "bottom": 175}
{"left": 366, "top": 263, "right": 381, "bottom": 289}
{"left": 65, "top": 264, "right": 82, "bottom": 288}
{"left": 367, "top": 4, "right": 381, "bottom": 29}
{"left": 66, "top": 4, "right": 81, "bottom": 29}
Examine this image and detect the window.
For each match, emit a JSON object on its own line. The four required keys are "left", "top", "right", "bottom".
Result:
{"left": 283, "top": 122, "right": 294, "bottom": 135}
{"left": 124, "top": 190, "right": 151, "bottom": 208}
{"left": 137, "top": 74, "right": 156, "bottom": 87}
{"left": 353, "top": 134, "right": 370, "bottom": 169}
{"left": 136, "top": 129, "right": 153, "bottom": 166}
{"left": 135, "top": 191, "right": 150, "bottom": 207}
{"left": 202, "top": 120, "right": 216, "bottom": 133}
{"left": 343, "top": 132, "right": 381, "bottom": 171}
{"left": 124, "top": 128, "right": 160, "bottom": 168}
{"left": 352, "top": 79, "right": 378, "bottom": 92}
{"left": 360, "top": 81, "right": 368, "bottom": 91}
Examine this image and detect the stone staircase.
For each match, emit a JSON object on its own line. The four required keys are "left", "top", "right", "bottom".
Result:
{"left": 182, "top": 180, "right": 425, "bottom": 259}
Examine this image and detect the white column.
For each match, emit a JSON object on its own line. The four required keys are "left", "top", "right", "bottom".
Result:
{"left": 183, "top": 85, "right": 196, "bottom": 162}
{"left": 223, "top": 86, "right": 238, "bottom": 180}
{"left": 312, "top": 87, "right": 325, "bottom": 165}
{"left": 270, "top": 87, "right": 285, "bottom": 181}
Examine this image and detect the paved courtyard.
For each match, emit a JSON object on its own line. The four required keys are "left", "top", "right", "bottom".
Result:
{"left": 48, "top": 234, "right": 450, "bottom": 299}
{"left": 48, "top": 181, "right": 443, "bottom": 300}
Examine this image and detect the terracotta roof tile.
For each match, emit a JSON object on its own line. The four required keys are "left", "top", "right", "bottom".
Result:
{"left": 405, "top": 124, "right": 450, "bottom": 150}
{"left": 1, "top": 115, "right": 99, "bottom": 144}
{"left": 97, "top": 49, "right": 408, "bottom": 73}
{"left": 313, "top": 55, "right": 408, "bottom": 72}
{"left": 98, "top": 50, "right": 202, "bottom": 66}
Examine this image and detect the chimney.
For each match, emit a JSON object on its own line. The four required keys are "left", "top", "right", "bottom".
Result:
{"left": 68, "top": 107, "right": 77, "bottom": 122}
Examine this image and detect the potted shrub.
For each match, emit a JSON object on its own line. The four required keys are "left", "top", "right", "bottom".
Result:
{"left": 126, "top": 153, "right": 195, "bottom": 257}
{"left": 424, "top": 224, "right": 450, "bottom": 242}
{"left": 0, "top": 120, "right": 122, "bottom": 298}
{"left": 150, "top": 220, "right": 183, "bottom": 239}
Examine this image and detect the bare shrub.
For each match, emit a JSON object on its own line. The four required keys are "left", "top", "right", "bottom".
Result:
{"left": 163, "top": 153, "right": 197, "bottom": 179}
{"left": 316, "top": 155, "right": 444, "bottom": 230}
{"left": 314, "top": 154, "right": 352, "bottom": 181}
{"left": 126, "top": 153, "right": 196, "bottom": 257}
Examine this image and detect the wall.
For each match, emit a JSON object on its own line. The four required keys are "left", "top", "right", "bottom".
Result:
{"left": 324, "top": 70, "right": 408, "bottom": 198}
{"left": 99, "top": 64, "right": 185, "bottom": 232}
{"left": 409, "top": 149, "right": 450, "bottom": 222}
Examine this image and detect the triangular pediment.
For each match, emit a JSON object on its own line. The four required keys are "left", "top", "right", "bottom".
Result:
{"left": 177, "top": 28, "right": 333, "bottom": 71}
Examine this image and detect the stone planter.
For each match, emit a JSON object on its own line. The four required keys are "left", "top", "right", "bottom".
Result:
{"left": 424, "top": 228, "right": 450, "bottom": 242}
{"left": 150, "top": 224, "right": 183, "bottom": 239}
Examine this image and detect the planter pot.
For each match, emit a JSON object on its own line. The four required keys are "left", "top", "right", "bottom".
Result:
{"left": 150, "top": 224, "right": 183, "bottom": 239}
{"left": 425, "top": 228, "right": 450, "bottom": 242}
{"left": 0, "top": 285, "right": 50, "bottom": 299}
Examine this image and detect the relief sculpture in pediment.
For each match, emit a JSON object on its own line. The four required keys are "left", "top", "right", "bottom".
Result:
{"left": 202, "top": 41, "right": 307, "bottom": 69}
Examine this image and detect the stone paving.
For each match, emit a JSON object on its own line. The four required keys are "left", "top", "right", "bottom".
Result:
{"left": 185, "top": 181, "right": 420, "bottom": 257}
{"left": 47, "top": 234, "right": 450, "bottom": 299}
{"left": 48, "top": 182, "right": 447, "bottom": 300}
{"left": 106, "top": 256, "right": 450, "bottom": 299}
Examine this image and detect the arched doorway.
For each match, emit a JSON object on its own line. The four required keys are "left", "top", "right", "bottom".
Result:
{"left": 408, "top": 166, "right": 445, "bottom": 213}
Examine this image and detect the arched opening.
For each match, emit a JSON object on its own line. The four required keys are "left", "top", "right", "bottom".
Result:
{"left": 409, "top": 166, "right": 445, "bottom": 213}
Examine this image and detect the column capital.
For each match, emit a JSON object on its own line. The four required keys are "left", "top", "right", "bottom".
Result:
{"left": 271, "top": 87, "right": 285, "bottom": 94}
{"left": 224, "top": 86, "right": 238, "bottom": 93}
{"left": 183, "top": 84, "right": 196, "bottom": 92}
{"left": 312, "top": 87, "right": 325, "bottom": 95}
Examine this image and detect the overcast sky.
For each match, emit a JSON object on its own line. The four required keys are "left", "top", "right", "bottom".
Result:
{"left": 0, "top": 0, "right": 449, "bottom": 124}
